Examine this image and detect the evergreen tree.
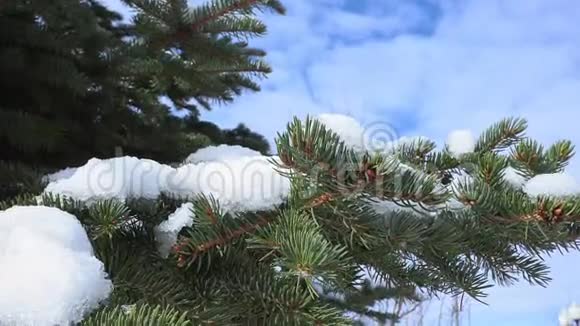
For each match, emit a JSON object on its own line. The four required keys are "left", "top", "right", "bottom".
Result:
{"left": 184, "top": 114, "right": 270, "bottom": 154}
{"left": 0, "top": 0, "right": 279, "bottom": 169}
{"left": 3, "top": 116, "right": 579, "bottom": 325}
{"left": 223, "top": 123, "right": 270, "bottom": 154}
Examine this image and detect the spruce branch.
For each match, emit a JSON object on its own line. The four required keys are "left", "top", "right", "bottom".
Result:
{"left": 394, "top": 138, "right": 437, "bottom": 167}
{"left": 545, "top": 139, "right": 575, "bottom": 172}
{"left": 248, "top": 209, "right": 356, "bottom": 297}
{"left": 508, "top": 138, "right": 572, "bottom": 177}
{"left": 474, "top": 117, "right": 527, "bottom": 152}
{"left": 81, "top": 304, "right": 192, "bottom": 326}
{"left": 474, "top": 152, "right": 508, "bottom": 188}
{"left": 199, "top": 15, "right": 267, "bottom": 37}
{"left": 87, "top": 199, "right": 136, "bottom": 240}
{"left": 174, "top": 197, "right": 276, "bottom": 268}
{"left": 275, "top": 116, "right": 449, "bottom": 207}
{"left": 189, "top": 0, "right": 285, "bottom": 32}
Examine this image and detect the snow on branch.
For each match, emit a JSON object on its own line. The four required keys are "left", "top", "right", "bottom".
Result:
{"left": 0, "top": 206, "right": 111, "bottom": 325}
{"left": 44, "top": 154, "right": 291, "bottom": 213}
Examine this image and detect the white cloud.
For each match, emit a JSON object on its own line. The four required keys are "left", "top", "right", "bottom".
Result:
{"left": 202, "top": 0, "right": 580, "bottom": 193}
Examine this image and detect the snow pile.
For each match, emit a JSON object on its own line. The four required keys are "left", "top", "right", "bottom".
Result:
{"left": 446, "top": 129, "right": 475, "bottom": 157}
{"left": 44, "top": 167, "right": 78, "bottom": 183}
{"left": 166, "top": 156, "right": 290, "bottom": 212}
{"left": 44, "top": 155, "right": 291, "bottom": 213}
{"left": 449, "top": 169, "right": 473, "bottom": 189}
{"left": 45, "top": 157, "right": 173, "bottom": 202}
{"left": 184, "top": 144, "right": 261, "bottom": 164}
{"left": 153, "top": 155, "right": 291, "bottom": 256}
{"left": 154, "top": 202, "right": 194, "bottom": 258}
{"left": 315, "top": 114, "right": 434, "bottom": 156}
{"left": 524, "top": 173, "right": 580, "bottom": 197}
{"left": 0, "top": 206, "right": 111, "bottom": 326}
{"left": 370, "top": 196, "right": 464, "bottom": 217}
{"left": 559, "top": 302, "right": 580, "bottom": 326}
{"left": 503, "top": 166, "right": 527, "bottom": 189}
{"left": 316, "top": 113, "right": 366, "bottom": 150}
{"left": 369, "top": 199, "right": 430, "bottom": 216}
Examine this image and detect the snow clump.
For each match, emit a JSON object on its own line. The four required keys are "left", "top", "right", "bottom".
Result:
{"left": 154, "top": 202, "right": 194, "bottom": 258}
{"left": 0, "top": 206, "right": 111, "bottom": 326}
{"left": 524, "top": 173, "right": 580, "bottom": 197}
{"left": 446, "top": 129, "right": 475, "bottom": 157}
{"left": 184, "top": 144, "right": 261, "bottom": 164}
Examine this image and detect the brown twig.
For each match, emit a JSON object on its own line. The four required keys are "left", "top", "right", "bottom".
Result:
{"left": 178, "top": 216, "right": 271, "bottom": 267}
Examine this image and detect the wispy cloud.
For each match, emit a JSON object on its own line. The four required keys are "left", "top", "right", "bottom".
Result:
{"left": 209, "top": 0, "right": 580, "bottom": 155}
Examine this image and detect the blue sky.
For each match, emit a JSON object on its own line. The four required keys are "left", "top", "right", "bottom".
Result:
{"left": 104, "top": 0, "right": 580, "bottom": 324}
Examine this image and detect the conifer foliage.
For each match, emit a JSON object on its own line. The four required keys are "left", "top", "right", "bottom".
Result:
{"left": 2, "top": 0, "right": 580, "bottom": 325}
{"left": 1, "top": 115, "right": 579, "bottom": 325}
{"left": 0, "top": 0, "right": 278, "bottom": 170}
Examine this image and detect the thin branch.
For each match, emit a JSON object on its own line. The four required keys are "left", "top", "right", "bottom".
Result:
{"left": 191, "top": 0, "right": 259, "bottom": 31}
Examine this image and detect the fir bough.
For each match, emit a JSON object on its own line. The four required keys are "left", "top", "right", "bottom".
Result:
{"left": 2, "top": 116, "right": 580, "bottom": 324}
{"left": 0, "top": 0, "right": 277, "bottom": 171}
